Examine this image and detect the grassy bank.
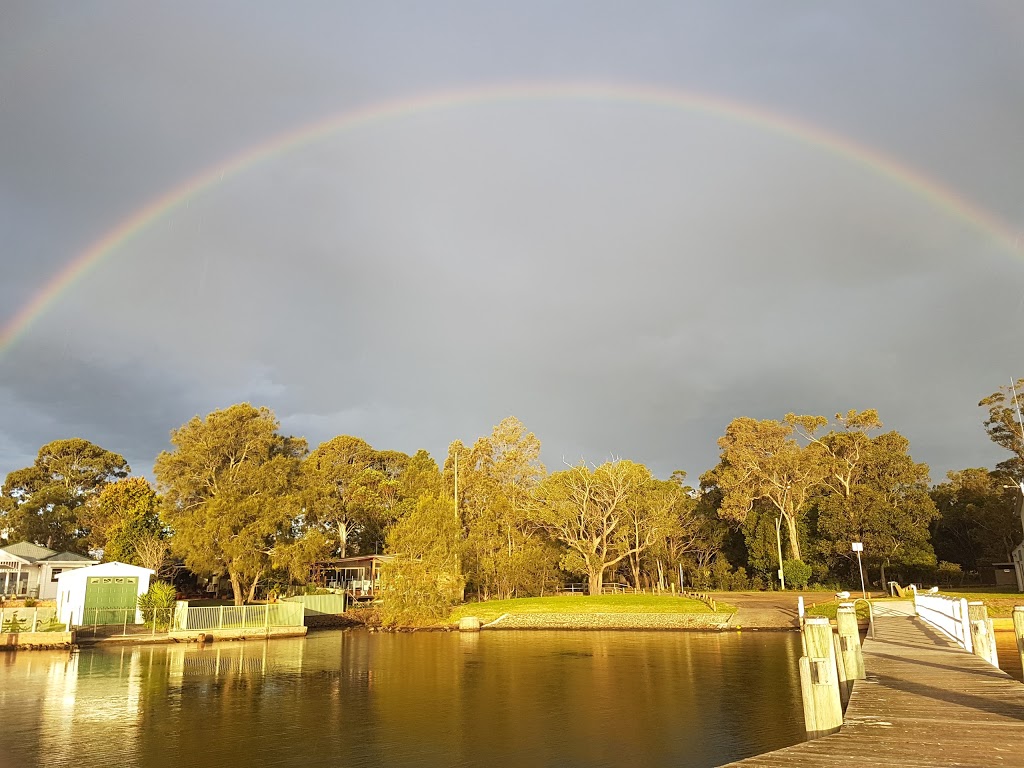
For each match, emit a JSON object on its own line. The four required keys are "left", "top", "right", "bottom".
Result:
{"left": 933, "top": 588, "right": 1022, "bottom": 618}
{"left": 448, "top": 594, "right": 735, "bottom": 625}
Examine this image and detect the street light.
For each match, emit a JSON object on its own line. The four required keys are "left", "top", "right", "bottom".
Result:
{"left": 852, "top": 542, "right": 866, "bottom": 599}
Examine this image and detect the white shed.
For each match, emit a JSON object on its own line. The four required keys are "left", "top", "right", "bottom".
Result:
{"left": 56, "top": 562, "right": 155, "bottom": 627}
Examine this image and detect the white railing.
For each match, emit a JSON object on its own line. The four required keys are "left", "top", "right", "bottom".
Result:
{"left": 912, "top": 589, "right": 973, "bottom": 653}
{"left": 172, "top": 602, "right": 304, "bottom": 631}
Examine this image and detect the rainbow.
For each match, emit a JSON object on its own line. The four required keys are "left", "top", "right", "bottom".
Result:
{"left": 2, "top": 81, "right": 1019, "bottom": 356}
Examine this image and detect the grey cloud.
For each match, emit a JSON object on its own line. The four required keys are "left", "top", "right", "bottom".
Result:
{"left": 1, "top": 2, "right": 1022, "bottom": 485}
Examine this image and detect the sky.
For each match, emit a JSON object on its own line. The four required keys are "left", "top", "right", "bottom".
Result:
{"left": 2, "top": 1, "right": 1023, "bottom": 484}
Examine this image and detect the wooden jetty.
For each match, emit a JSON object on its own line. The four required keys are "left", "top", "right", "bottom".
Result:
{"left": 722, "top": 602, "right": 1024, "bottom": 767}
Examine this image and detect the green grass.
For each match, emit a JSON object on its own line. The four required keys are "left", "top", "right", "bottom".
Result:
{"left": 448, "top": 594, "right": 735, "bottom": 624}
{"left": 929, "top": 588, "right": 1023, "bottom": 618}
{"left": 804, "top": 596, "right": 904, "bottom": 621}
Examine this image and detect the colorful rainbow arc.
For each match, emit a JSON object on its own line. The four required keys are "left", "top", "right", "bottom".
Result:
{"left": 1, "top": 81, "right": 1019, "bottom": 357}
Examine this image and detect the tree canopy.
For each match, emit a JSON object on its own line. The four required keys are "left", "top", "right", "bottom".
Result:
{"left": 1, "top": 438, "right": 129, "bottom": 551}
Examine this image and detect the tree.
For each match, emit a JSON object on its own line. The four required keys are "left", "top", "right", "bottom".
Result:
{"left": 154, "top": 404, "right": 306, "bottom": 605}
{"left": 979, "top": 380, "right": 1024, "bottom": 477}
{"left": 379, "top": 495, "right": 464, "bottom": 626}
{"left": 815, "top": 431, "right": 938, "bottom": 586}
{"left": 621, "top": 476, "right": 686, "bottom": 590}
{"left": 1, "top": 438, "right": 130, "bottom": 551}
{"left": 931, "top": 468, "right": 1020, "bottom": 568}
{"left": 299, "top": 438, "right": 434, "bottom": 560}
{"left": 83, "top": 476, "right": 162, "bottom": 564}
{"left": 530, "top": 460, "right": 659, "bottom": 595}
{"left": 709, "top": 416, "right": 828, "bottom": 562}
{"left": 443, "top": 417, "right": 555, "bottom": 600}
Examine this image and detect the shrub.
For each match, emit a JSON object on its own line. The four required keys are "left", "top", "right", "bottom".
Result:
{"left": 138, "top": 581, "right": 178, "bottom": 630}
{"left": 23, "top": 597, "right": 36, "bottom": 608}
{"left": 783, "top": 559, "right": 812, "bottom": 589}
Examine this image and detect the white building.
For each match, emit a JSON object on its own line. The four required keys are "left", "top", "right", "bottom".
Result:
{"left": 0, "top": 541, "right": 96, "bottom": 599}
{"left": 55, "top": 562, "right": 154, "bottom": 627}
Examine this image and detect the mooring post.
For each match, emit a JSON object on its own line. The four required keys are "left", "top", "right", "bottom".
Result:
{"left": 832, "top": 631, "right": 851, "bottom": 708}
{"left": 836, "top": 603, "right": 865, "bottom": 679}
{"left": 967, "top": 601, "right": 999, "bottom": 668}
{"left": 1013, "top": 607, "right": 1024, "bottom": 675}
{"left": 799, "top": 617, "right": 843, "bottom": 737}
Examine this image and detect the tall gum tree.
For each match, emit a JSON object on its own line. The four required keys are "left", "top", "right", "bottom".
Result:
{"left": 443, "top": 417, "right": 552, "bottom": 600}
{"left": 531, "top": 459, "right": 656, "bottom": 595}
{"left": 1, "top": 438, "right": 129, "bottom": 551}
{"left": 980, "top": 379, "right": 1024, "bottom": 477}
{"left": 709, "top": 416, "right": 827, "bottom": 562}
{"left": 154, "top": 403, "right": 306, "bottom": 605}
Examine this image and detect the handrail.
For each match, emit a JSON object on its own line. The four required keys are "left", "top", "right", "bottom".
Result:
{"left": 851, "top": 598, "right": 874, "bottom": 639}
{"left": 912, "top": 591, "right": 972, "bottom": 652}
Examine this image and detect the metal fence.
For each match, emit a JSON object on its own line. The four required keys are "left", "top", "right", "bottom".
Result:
{"left": 172, "top": 602, "right": 305, "bottom": 631}
{"left": 0, "top": 606, "right": 67, "bottom": 633}
{"left": 283, "top": 594, "right": 347, "bottom": 615}
{"left": 74, "top": 607, "right": 175, "bottom": 637}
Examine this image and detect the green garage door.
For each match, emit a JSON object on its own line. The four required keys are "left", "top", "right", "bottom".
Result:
{"left": 83, "top": 576, "right": 139, "bottom": 624}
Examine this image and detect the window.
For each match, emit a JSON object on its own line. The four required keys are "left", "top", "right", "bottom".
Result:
{"left": 50, "top": 568, "right": 63, "bottom": 582}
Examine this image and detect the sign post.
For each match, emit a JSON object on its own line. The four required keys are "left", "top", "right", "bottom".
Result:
{"left": 852, "top": 542, "right": 866, "bottom": 598}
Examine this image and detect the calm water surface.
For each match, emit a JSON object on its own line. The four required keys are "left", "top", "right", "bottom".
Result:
{"left": 0, "top": 630, "right": 806, "bottom": 768}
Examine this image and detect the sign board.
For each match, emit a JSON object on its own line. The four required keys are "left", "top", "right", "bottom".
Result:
{"left": 851, "top": 542, "right": 864, "bottom": 552}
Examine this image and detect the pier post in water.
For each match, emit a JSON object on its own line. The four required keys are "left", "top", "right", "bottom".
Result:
{"left": 799, "top": 617, "right": 843, "bottom": 738}
{"left": 967, "top": 601, "right": 999, "bottom": 668}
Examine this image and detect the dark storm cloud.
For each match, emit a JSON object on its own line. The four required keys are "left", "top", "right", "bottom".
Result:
{"left": 1, "top": 2, "right": 1023, "bottom": 483}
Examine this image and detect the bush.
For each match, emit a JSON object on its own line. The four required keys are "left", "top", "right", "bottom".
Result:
{"left": 783, "top": 559, "right": 812, "bottom": 589}
{"left": 138, "top": 581, "right": 178, "bottom": 630}
{"left": 23, "top": 597, "right": 36, "bottom": 608}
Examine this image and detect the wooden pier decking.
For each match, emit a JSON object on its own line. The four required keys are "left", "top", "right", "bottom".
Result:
{"left": 723, "top": 603, "right": 1024, "bottom": 767}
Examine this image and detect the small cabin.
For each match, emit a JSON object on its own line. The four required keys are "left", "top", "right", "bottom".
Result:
{"left": 310, "top": 555, "right": 394, "bottom": 602}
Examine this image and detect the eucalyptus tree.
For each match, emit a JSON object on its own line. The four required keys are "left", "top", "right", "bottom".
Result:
{"left": 443, "top": 417, "right": 555, "bottom": 599}
{"left": 931, "top": 468, "right": 1020, "bottom": 568}
{"left": 154, "top": 403, "right": 306, "bottom": 605}
{"left": 709, "top": 415, "right": 828, "bottom": 562}
{"left": 1, "top": 438, "right": 130, "bottom": 551}
{"left": 531, "top": 459, "right": 665, "bottom": 595}
{"left": 980, "top": 379, "right": 1024, "bottom": 476}
{"left": 84, "top": 476, "right": 163, "bottom": 566}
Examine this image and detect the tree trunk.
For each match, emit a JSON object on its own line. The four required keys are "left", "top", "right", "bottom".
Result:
{"left": 588, "top": 569, "right": 604, "bottom": 596}
{"left": 338, "top": 521, "right": 348, "bottom": 559}
{"left": 229, "top": 570, "right": 244, "bottom": 606}
{"left": 629, "top": 555, "right": 642, "bottom": 590}
{"left": 785, "top": 515, "right": 802, "bottom": 561}
{"left": 879, "top": 562, "right": 887, "bottom": 592}
{"left": 247, "top": 570, "right": 262, "bottom": 603}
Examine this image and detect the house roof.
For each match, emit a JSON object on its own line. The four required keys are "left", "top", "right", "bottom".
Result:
{"left": 0, "top": 541, "right": 57, "bottom": 563}
{"left": 44, "top": 551, "right": 96, "bottom": 563}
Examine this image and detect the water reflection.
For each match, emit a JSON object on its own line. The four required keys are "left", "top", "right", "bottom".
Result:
{"left": 0, "top": 631, "right": 806, "bottom": 768}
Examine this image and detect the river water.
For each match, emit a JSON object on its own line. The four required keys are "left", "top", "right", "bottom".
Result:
{"left": 0, "top": 630, "right": 806, "bottom": 768}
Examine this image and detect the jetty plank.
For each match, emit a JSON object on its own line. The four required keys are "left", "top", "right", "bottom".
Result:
{"left": 721, "top": 612, "right": 1024, "bottom": 767}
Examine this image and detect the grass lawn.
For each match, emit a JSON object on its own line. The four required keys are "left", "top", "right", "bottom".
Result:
{"left": 448, "top": 594, "right": 735, "bottom": 624}
{"left": 931, "top": 588, "right": 1023, "bottom": 618}
{"left": 804, "top": 596, "right": 903, "bottom": 620}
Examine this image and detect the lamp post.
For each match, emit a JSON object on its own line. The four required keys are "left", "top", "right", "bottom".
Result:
{"left": 852, "top": 542, "right": 866, "bottom": 598}
{"left": 775, "top": 515, "right": 786, "bottom": 590}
